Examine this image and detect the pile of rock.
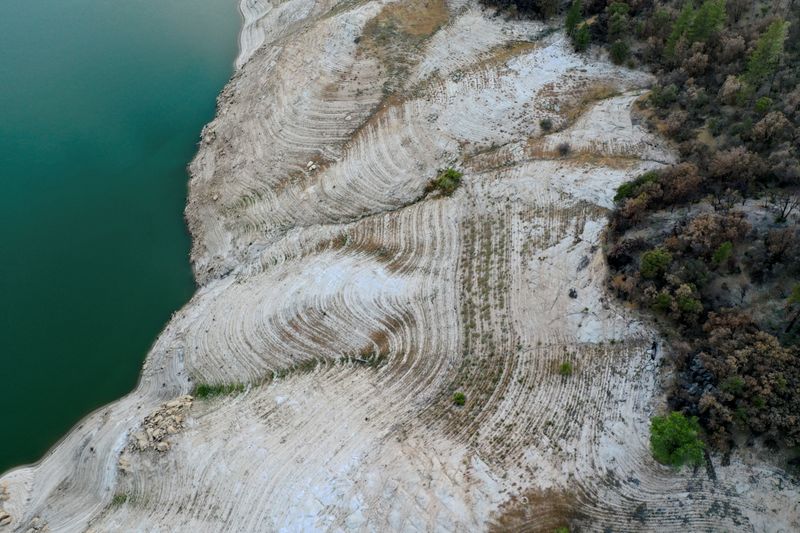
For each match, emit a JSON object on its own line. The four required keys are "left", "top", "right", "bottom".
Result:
{"left": 23, "top": 516, "right": 46, "bottom": 532}
{"left": 0, "top": 483, "right": 10, "bottom": 528}
{"left": 129, "top": 395, "right": 193, "bottom": 453}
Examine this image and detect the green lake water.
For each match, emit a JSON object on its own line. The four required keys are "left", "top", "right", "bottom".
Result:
{"left": 0, "top": 0, "right": 240, "bottom": 473}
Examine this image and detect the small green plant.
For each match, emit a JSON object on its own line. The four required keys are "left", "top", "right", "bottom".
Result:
{"left": 111, "top": 493, "right": 128, "bottom": 507}
{"left": 554, "top": 527, "right": 570, "bottom": 533}
{"left": 651, "top": 291, "right": 672, "bottom": 312}
{"left": 565, "top": 0, "right": 582, "bottom": 35}
{"left": 609, "top": 40, "right": 629, "bottom": 65}
{"left": 428, "top": 167, "right": 463, "bottom": 195}
{"left": 558, "top": 362, "right": 574, "bottom": 376}
{"left": 614, "top": 171, "right": 658, "bottom": 202}
{"left": 452, "top": 391, "right": 466, "bottom": 406}
{"left": 640, "top": 248, "right": 673, "bottom": 279}
{"left": 711, "top": 241, "right": 733, "bottom": 265}
{"left": 754, "top": 96, "right": 773, "bottom": 113}
{"left": 720, "top": 375, "right": 745, "bottom": 395}
{"left": 649, "top": 84, "right": 678, "bottom": 108}
{"left": 539, "top": 117, "right": 553, "bottom": 131}
{"left": 676, "top": 294, "right": 702, "bottom": 314}
{"left": 650, "top": 412, "right": 705, "bottom": 468}
{"left": 193, "top": 383, "right": 245, "bottom": 399}
{"left": 572, "top": 24, "right": 590, "bottom": 52}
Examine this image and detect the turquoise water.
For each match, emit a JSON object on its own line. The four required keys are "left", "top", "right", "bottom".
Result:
{"left": 0, "top": 0, "right": 239, "bottom": 473}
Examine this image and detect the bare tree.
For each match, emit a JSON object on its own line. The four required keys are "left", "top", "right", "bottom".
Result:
{"left": 767, "top": 190, "right": 800, "bottom": 222}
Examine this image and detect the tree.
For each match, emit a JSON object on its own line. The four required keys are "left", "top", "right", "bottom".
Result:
{"left": 767, "top": 191, "right": 800, "bottom": 223}
{"left": 610, "top": 40, "right": 630, "bottom": 65}
{"left": 744, "top": 19, "right": 789, "bottom": 87}
{"left": 565, "top": 0, "right": 582, "bottom": 36}
{"left": 786, "top": 284, "right": 800, "bottom": 333}
{"left": 640, "top": 248, "right": 673, "bottom": 279}
{"left": 650, "top": 412, "right": 705, "bottom": 468}
{"left": 711, "top": 241, "right": 733, "bottom": 265}
{"left": 573, "top": 24, "right": 590, "bottom": 52}
{"left": 665, "top": 3, "right": 695, "bottom": 58}
{"left": 607, "top": 1, "right": 630, "bottom": 42}
{"left": 686, "top": 0, "right": 726, "bottom": 43}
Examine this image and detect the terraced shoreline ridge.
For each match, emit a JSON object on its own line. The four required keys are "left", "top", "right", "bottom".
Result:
{"left": 1, "top": 1, "right": 797, "bottom": 531}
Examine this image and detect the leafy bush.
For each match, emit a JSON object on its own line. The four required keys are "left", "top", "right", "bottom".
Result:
{"left": 539, "top": 117, "right": 553, "bottom": 131}
{"left": 572, "top": 24, "right": 590, "bottom": 52}
{"left": 640, "top": 248, "right": 673, "bottom": 279}
{"left": 650, "top": 412, "right": 705, "bottom": 468}
{"left": 711, "top": 241, "right": 733, "bottom": 265}
{"left": 428, "top": 167, "right": 463, "bottom": 195}
{"left": 111, "top": 493, "right": 129, "bottom": 506}
{"left": 452, "top": 391, "right": 466, "bottom": 406}
{"left": 652, "top": 291, "right": 673, "bottom": 312}
{"left": 194, "top": 383, "right": 245, "bottom": 399}
{"left": 610, "top": 40, "right": 629, "bottom": 65}
{"left": 558, "top": 362, "right": 574, "bottom": 376}
{"left": 754, "top": 96, "right": 773, "bottom": 113}
{"left": 744, "top": 19, "right": 790, "bottom": 87}
{"left": 649, "top": 84, "right": 678, "bottom": 109}
{"left": 614, "top": 171, "right": 658, "bottom": 202}
{"left": 564, "top": 0, "right": 581, "bottom": 35}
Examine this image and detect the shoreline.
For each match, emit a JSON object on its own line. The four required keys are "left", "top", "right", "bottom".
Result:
{"left": 3, "top": 1, "right": 798, "bottom": 530}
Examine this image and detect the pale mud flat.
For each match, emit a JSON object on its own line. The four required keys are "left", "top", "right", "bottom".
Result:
{"left": 1, "top": 1, "right": 798, "bottom": 531}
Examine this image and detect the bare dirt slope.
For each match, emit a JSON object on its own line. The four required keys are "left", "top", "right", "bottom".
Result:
{"left": 1, "top": 1, "right": 797, "bottom": 531}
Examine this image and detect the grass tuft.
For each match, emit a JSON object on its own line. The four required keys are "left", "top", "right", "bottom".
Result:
{"left": 426, "top": 167, "right": 463, "bottom": 196}
{"left": 193, "top": 383, "right": 245, "bottom": 399}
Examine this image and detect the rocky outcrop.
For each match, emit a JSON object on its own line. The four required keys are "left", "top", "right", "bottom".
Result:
{"left": 128, "top": 395, "right": 193, "bottom": 454}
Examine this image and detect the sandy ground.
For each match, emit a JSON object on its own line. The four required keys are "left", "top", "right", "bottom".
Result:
{"left": 1, "top": 1, "right": 798, "bottom": 531}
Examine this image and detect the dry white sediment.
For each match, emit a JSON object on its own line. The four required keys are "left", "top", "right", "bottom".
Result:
{"left": 1, "top": 1, "right": 798, "bottom": 531}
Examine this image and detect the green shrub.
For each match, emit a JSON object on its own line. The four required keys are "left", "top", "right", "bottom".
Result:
{"left": 428, "top": 167, "right": 463, "bottom": 195}
{"left": 558, "top": 362, "right": 574, "bottom": 376}
{"left": 744, "top": 19, "right": 790, "bottom": 86}
{"left": 565, "top": 0, "right": 582, "bottom": 35}
{"left": 754, "top": 96, "right": 773, "bottom": 113}
{"left": 193, "top": 383, "right": 245, "bottom": 399}
{"left": 614, "top": 171, "right": 658, "bottom": 202}
{"left": 711, "top": 241, "right": 733, "bottom": 265}
{"left": 676, "top": 295, "right": 702, "bottom": 314}
{"left": 452, "top": 392, "right": 466, "bottom": 406}
{"left": 540, "top": 117, "right": 553, "bottom": 131}
{"left": 650, "top": 412, "right": 705, "bottom": 468}
{"left": 640, "top": 248, "right": 673, "bottom": 279}
{"left": 572, "top": 24, "right": 590, "bottom": 52}
{"left": 720, "top": 375, "right": 745, "bottom": 395}
{"left": 610, "top": 40, "right": 629, "bottom": 65}
{"left": 650, "top": 84, "right": 678, "bottom": 109}
{"left": 686, "top": 0, "right": 725, "bottom": 43}
{"left": 607, "top": 1, "right": 630, "bottom": 40}
{"left": 554, "top": 527, "right": 570, "bottom": 533}
{"left": 652, "top": 291, "right": 673, "bottom": 312}
{"left": 111, "top": 493, "right": 128, "bottom": 507}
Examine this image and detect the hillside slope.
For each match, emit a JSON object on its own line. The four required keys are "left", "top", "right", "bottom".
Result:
{"left": 1, "top": 1, "right": 797, "bottom": 531}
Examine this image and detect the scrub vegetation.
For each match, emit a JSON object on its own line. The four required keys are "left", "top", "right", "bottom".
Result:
{"left": 482, "top": 0, "right": 800, "bottom": 463}
{"left": 650, "top": 411, "right": 705, "bottom": 468}
{"left": 193, "top": 383, "right": 246, "bottom": 399}
{"left": 427, "top": 167, "right": 464, "bottom": 195}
